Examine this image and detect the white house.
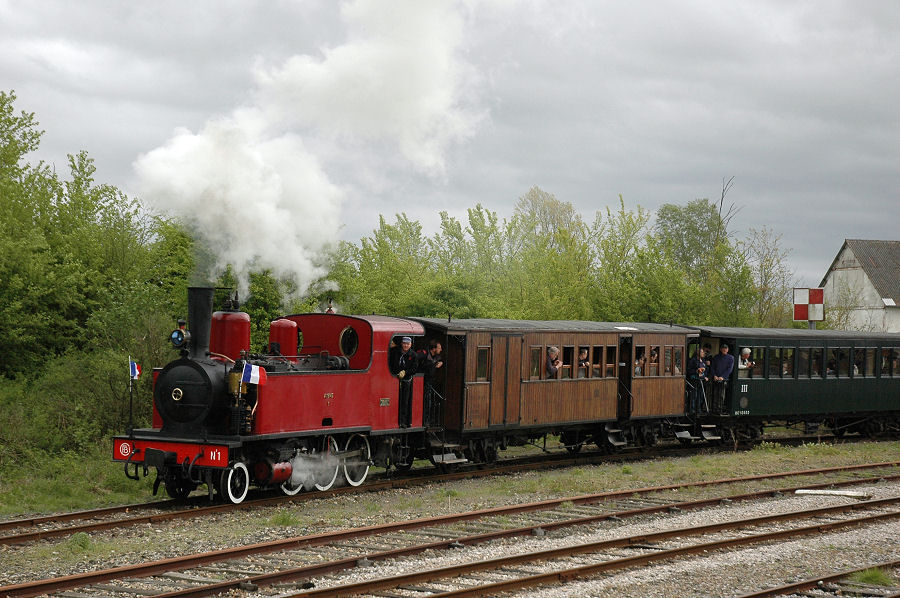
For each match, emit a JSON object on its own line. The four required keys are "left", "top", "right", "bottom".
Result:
{"left": 819, "top": 239, "right": 900, "bottom": 332}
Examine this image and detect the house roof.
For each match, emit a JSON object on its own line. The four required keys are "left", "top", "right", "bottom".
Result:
{"left": 820, "top": 239, "right": 900, "bottom": 305}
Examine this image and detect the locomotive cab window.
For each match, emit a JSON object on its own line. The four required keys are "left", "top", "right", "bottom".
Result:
{"left": 475, "top": 346, "right": 490, "bottom": 382}
{"left": 339, "top": 326, "right": 359, "bottom": 358}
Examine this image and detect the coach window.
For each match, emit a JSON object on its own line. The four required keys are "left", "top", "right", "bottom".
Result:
{"left": 782, "top": 348, "right": 794, "bottom": 378}
{"left": 577, "top": 346, "right": 590, "bottom": 378}
{"left": 748, "top": 347, "right": 764, "bottom": 379}
{"left": 648, "top": 345, "right": 660, "bottom": 376}
{"left": 673, "top": 346, "right": 683, "bottom": 375}
{"left": 591, "top": 346, "right": 603, "bottom": 377}
{"left": 811, "top": 348, "right": 824, "bottom": 378}
{"left": 797, "top": 348, "right": 810, "bottom": 378}
{"left": 837, "top": 348, "right": 851, "bottom": 377}
{"left": 561, "top": 346, "right": 574, "bottom": 379}
{"left": 606, "top": 345, "right": 617, "bottom": 377}
{"left": 887, "top": 347, "right": 900, "bottom": 377}
{"left": 634, "top": 346, "right": 646, "bottom": 376}
{"left": 856, "top": 347, "right": 875, "bottom": 377}
{"left": 529, "top": 346, "right": 542, "bottom": 380}
{"left": 768, "top": 347, "right": 782, "bottom": 378}
{"left": 475, "top": 346, "right": 490, "bottom": 382}
{"left": 882, "top": 348, "right": 897, "bottom": 377}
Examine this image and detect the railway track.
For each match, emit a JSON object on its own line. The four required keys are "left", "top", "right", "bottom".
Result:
{"left": 3, "top": 462, "right": 900, "bottom": 597}
{"left": 0, "top": 434, "right": 869, "bottom": 547}
{"left": 280, "top": 498, "right": 900, "bottom": 597}
{"left": 734, "top": 561, "right": 900, "bottom": 597}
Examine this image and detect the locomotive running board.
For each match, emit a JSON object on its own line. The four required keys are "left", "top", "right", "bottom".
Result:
{"left": 674, "top": 430, "right": 701, "bottom": 441}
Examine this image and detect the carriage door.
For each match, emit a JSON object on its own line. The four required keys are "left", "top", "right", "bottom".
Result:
{"left": 490, "top": 334, "right": 522, "bottom": 426}
{"left": 617, "top": 336, "right": 633, "bottom": 420}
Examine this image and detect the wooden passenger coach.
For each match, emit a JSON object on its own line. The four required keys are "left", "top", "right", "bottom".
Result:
{"left": 413, "top": 319, "right": 695, "bottom": 448}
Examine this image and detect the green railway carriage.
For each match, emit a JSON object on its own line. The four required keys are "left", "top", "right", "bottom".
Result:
{"left": 693, "top": 326, "right": 900, "bottom": 436}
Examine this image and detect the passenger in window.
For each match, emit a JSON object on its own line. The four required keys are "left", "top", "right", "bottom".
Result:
{"left": 737, "top": 348, "right": 753, "bottom": 378}
{"left": 546, "top": 346, "right": 562, "bottom": 378}
{"left": 577, "top": 348, "right": 589, "bottom": 378}
{"left": 634, "top": 351, "right": 646, "bottom": 375}
{"left": 709, "top": 344, "right": 734, "bottom": 412}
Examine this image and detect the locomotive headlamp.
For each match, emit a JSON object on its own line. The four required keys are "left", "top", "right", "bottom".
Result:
{"left": 170, "top": 328, "right": 191, "bottom": 349}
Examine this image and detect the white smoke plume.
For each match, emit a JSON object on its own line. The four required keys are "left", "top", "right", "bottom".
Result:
{"left": 134, "top": 0, "right": 481, "bottom": 297}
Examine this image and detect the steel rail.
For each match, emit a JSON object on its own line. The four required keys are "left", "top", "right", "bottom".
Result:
{"left": 732, "top": 558, "right": 900, "bottom": 597}
{"left": 5, "top": 471, "right": 900, "bottom": 598}
{"left": 280, "top": 497, "right": 900, "bottom": 597}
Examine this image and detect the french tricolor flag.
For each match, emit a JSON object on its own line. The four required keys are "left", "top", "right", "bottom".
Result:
{"left": 241, "top": 363, "right": 267, "bottom": 386}
{"left": 129, "top": 360, "right": 141, "bottom": 380}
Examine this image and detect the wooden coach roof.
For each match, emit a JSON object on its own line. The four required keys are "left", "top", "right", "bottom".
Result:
{"left": 412, "top": 318, "right": 694, "bottom": 336}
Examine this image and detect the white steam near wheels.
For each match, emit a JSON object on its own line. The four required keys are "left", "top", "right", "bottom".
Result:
{"left": 314, "top": 435, "right": 340, "bottom": 491}
{"left": 343, "top": 433, "right": 371, "bottom": 487}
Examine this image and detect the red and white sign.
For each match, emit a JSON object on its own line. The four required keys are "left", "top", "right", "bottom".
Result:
{"left": 793, "top": 287, "right": 824, "bottom": 321}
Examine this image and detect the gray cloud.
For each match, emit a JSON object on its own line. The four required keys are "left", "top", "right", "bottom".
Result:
{"left": 2, "top": 0, "right": 897, "bottom": 289}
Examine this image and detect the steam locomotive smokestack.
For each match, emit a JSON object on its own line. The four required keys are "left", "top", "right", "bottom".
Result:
{"left": 188, "top": 287, "right": 214, "bottom": 360}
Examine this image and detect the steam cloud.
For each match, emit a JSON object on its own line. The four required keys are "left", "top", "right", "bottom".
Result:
{"left": 134, "top": 0, "right": 481, "bottom": 297}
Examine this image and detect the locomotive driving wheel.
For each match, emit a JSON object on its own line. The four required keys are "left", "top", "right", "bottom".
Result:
{"left": 218, "top": 462, "right": 250, "bottom": 504}
{"left": 314, "top": 436, "right": 340, "bottom": 491}
{"left": 219, "top": 462, "right": 250, "bottom": 504}
{"left": 343, "top": 433, "right": 371, "bottom": 487}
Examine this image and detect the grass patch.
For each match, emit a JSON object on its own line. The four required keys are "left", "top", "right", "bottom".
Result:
{"left": 850, "top": 567, "right": 895, "bottom": 586}
{"left": 0, "top": 442, "right": 156, "bottom": 517}
{"left": 266, "top": 510, "right": 304, "bottom": 527}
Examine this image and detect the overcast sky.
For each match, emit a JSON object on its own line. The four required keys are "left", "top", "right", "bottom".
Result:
{"left": 2, "top": 0, "right": 898, "bottom": 291}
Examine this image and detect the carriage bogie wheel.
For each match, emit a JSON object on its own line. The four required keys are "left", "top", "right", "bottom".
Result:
{"left": 343, "top": 433, "right": 371, "bottom": 487}
{"left": 393, "top": 458, "right": 414, "bottom": 472}
{"left": 218, "top": 462, "right": 250, "bottom": 504}
{"left": 314, "top": 436, "right": 340, "bottom": 491}
{"left": 565, "top": 442, "right": 582, "bottom": 454}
